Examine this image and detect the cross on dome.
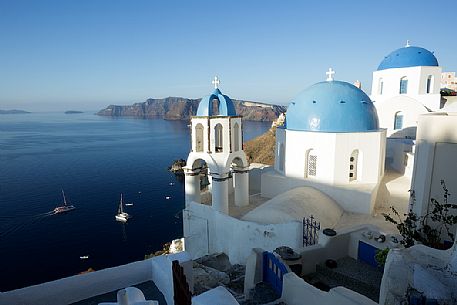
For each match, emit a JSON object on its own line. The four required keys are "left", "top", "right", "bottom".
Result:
{"left": 405, "top": 40, "right": 411, "bottom": 47}
{"left": 212, "top": 76, "right": 220, "bottom": 89}
{"left": 326, "top": 68, "right": 335, "bottom": 81}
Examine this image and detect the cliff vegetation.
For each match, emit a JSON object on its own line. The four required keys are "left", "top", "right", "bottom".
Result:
{"left": 244, "top": 126, "right": 277, "bottom": 165}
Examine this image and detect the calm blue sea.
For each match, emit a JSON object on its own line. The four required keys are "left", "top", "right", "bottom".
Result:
{"left": 0, "top": 112, "right": 270, "bottom": 291}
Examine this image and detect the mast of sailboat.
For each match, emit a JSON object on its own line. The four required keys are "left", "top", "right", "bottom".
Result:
{"left": 62, "top": 189, "right": 67, "bottom": 206}
{"left": 118, "top": 193, "right": 124, "bottom": 214}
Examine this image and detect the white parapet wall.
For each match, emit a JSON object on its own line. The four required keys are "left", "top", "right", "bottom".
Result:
{"left": 214, "top": 211, "right": 302, "bottom": 264}
{"left": 184, "top": 201, "right": 302, "bottom": 265}
{"left": 192, "top": 286, "right": 240, "bottom": 305}
{"left": 0, "top": 252, "right": 192, "bottom": 305}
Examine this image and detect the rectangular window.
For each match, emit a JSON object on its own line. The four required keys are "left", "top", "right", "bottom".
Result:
{"left": 400, "top": 79, "right": 408, "bottom": 94}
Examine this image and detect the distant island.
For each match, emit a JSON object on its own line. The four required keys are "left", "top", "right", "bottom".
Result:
{"left": 0, "top": 109, "right": 30, "bottom": 114}
{"left": 65, "top": 110, "right": 84, "bottom": 114}
{"left": 97, "top": 97, "right": 287, "bottom": 122}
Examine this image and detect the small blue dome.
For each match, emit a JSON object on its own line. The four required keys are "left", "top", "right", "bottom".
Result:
{"left": 286, "top": 81, "right": 379, "bottom": 132}
{"left": 378, "top": 46, "right": 438, "bottom": 70}
{"left": 196, "top": 88, "right": 237, "bottom": 116}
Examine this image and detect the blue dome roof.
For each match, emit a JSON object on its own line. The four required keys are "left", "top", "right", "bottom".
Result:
{"left": 196, "top": 88, "right": 237, "bottom": 116}
{"left": 377, "top": 46, "right": 438, "bottom": 70}
{"left": 286, "top": 81, "right": 379, "bottom": 132}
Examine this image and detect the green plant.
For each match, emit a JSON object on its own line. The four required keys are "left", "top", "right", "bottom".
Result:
{"left": 375, "top": 248, "right": 389, "bottom": 267}
{"left": 383, "top": 180, "right": 457, "bottom": 249}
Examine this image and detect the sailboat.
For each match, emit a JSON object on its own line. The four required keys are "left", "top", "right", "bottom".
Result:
{"left": 53, "top": 190, "right": 76, "bottom": 214}
{"left": 115, "top": 193, "right": 130, "bottom": 222}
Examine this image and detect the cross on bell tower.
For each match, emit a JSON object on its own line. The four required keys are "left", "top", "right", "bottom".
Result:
{"left": 212, "top": 76, "right": 220, "bottom": 89}
{"left": 326, "top": 68, "right": 335, "bottom": 81}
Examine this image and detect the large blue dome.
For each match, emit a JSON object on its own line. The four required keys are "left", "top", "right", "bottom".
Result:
{"left": 377, "top": 46, "right": 438, "bottom": 70}
{"left": 196, "top": 88, "right": 237, "bottom": 116}
{"left": 285, "top": 81, "right": 379, "bottom": 132}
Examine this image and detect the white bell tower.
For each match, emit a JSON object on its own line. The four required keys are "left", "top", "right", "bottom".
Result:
{"left": 184, "top": 77, "right": 249, "bottom": 214}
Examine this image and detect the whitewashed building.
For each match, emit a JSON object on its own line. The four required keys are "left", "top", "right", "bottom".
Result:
{"left": 370, "top": 42, "right": 442, "bottom": 138}
{"left": 369, "top": 42, "right": 445, "bottom": 177}
{"left": 441, "top": 72, "right": 457, "bottom": 91}
{"left": 264, "top": 71, "right": 386, "bottom": 215}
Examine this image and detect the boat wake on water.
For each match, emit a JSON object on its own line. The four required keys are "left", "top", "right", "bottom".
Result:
{"left": 0, "top": 212, "right": 53, "bottom": 239}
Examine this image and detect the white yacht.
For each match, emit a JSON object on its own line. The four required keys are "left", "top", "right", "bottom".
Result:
{"left": 115, "top": 193, "right": 130, "bottom": 222}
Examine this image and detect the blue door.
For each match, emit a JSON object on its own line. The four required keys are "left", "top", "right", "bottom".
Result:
{"left": 358, "top": 241, "right": 379, "bottom": 267}
{"left": 262, "top": 252, "right": 289, "bottom": 297}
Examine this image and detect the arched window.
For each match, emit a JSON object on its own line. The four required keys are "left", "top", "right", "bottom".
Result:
{"left": 215, "top": 124, "right": 223, "bottom": 153}
{"left": 278, "top": 143, "right": 285, "bottom": 172}
{"left": 394, "top": 111, "right": 404, "bottom": 130}
{"left": 378, "top": 78, "right": 384, "bottom": 95}
{"left": 195, "top": 123, "right": 204, "bottom": 152}
{"left": 399, "top": 77, "right": 408, "bottom": 94}
{"left": 233, "top": 123, "right": 240, "bottom": 152}
{"left": 426, "top": 75, "right": 433, "bottom": 94}
{"left": 306, "top": 149, "right": 317, "bottom": 177}
{"left": 349, "top": 150, "right": 359, "bottom": 181}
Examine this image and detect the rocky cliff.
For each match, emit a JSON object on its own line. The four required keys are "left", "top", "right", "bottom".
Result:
{"left": 243, "top": 126, "right": 276, "bottom": 165}
{"left": 97, "top": 97, "right": 286, "bottom": 121}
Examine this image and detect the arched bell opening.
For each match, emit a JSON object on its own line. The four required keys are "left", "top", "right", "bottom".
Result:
{"left": 215, "top": 123, "right": 224, "bottom": 153}
{"left": 195, "top": 123, "right": 204, "bottom": 152}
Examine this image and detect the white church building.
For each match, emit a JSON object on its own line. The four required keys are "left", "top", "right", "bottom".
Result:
{"left": 183, "top": 71, "right": 391, "bottom": 265}
{"left": 370, "top": 41, "right": 443, "bottom": 138}
{"left": 368, "top": 43, "right": 444, "bottom": 177}
{"left": 268, "top": 72, "right": 386, "bottom": 215}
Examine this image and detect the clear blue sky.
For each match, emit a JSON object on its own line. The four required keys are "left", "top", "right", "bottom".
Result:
{"left": 1, "top": 0, "right": 456, "bottom": 111}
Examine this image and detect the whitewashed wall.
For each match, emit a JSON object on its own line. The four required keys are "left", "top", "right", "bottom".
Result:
{"left": 371, "top": 66, "right": 442, "bottom": 111}
{"left": 374, "top": 95, "right": 428, "bottom": 138}
{"left": 274, "top": 128, "right": 286, "bottom": 174}
{"left": 0, "top": 252, "right": 192, "bottom": 305}
{"left": 184, "top": 201, "right": 302, "bottom": 264}
{"left": 411, "top": 113, "right": 457, "bottom": 240}
{"left": 248, "top": 164, "right": 269, "bottom": 194}
{"left": 283, "top": 129, "right": 385, "bottom": 185}
{"left": 261, "top": 169, "right": 379, "bottom": 214}
{"left": 385, "top": 138, "right": 415, "bottom": 175}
